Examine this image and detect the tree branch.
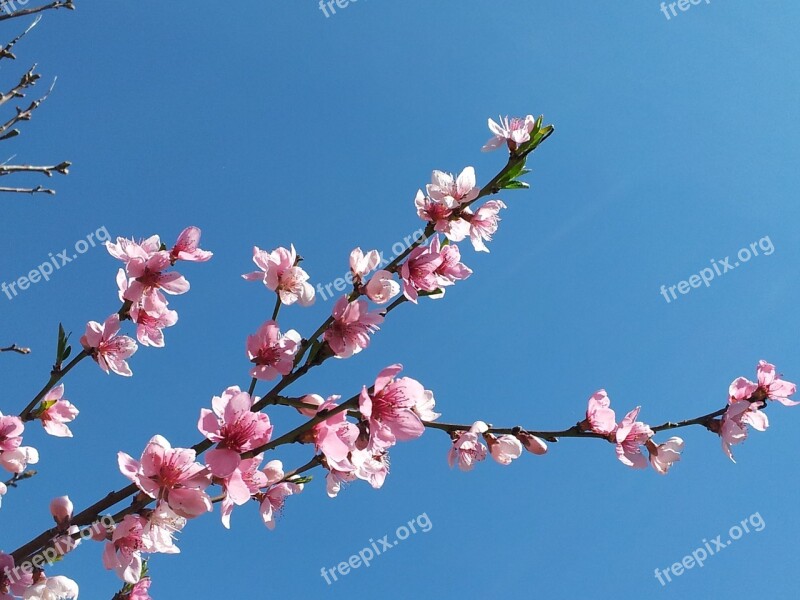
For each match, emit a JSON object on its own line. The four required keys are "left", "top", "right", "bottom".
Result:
{"left": 3, "top": 469, "right": 37, "bottom": 487}
{"left": 0, "top": 14, "right": 41, "bottom": 62}
{"left": 0, "top": 343, "right": 30, "bottom": 354}
{"left": 0, "top": 161, "right": 70, "bottom": 177}
{"left": 0, "top": 1, "right": 75, "bottom": 23}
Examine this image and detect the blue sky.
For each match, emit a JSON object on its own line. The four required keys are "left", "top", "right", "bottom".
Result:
{"left": 2, "top": 1, "right": 800, "bottom": 598}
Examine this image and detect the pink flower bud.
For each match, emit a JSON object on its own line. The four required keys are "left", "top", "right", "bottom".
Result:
{"left": 517, "top": 431, "right": 548, "bottom": 455}
{"left": 50, "top": 495, "right": 73, "bottom": 528}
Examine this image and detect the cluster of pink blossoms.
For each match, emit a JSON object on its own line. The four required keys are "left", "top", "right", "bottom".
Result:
{"left": 83, "top": 226, "right": 212, "bottom": 376}
{"left": 711, "top": 360, "right": 797, "bottom": 461}
{"left": 414, "top": 167, "right": 506, "bottom": 253}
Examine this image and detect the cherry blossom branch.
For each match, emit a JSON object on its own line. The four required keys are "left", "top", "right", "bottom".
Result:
{"left": 18, "top": 349, "right": 88, "bottom": 421}
{"left": 0, "top": 343, "right": 30, "bottom": 355}
{"left": 0, "top": 1, "right": 75, "bottom": 23}
{"left": 420, "top": 405, "right": 729, "bottom": 442}
{"left": 8, "top": 149, "right": 527, "bottom": 564}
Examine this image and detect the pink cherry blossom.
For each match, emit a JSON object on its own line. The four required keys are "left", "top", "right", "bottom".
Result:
{"left": 124, "top": 251, "right": 190, "bottom": 307}
{"left": 413, "top": 390, "right": 440, "bottom": 422}
{"left": 0, "top": 414, "right": 38, "bottom": 473}
{"left": 399, "top": 242, "right": 443, "bottom": 303}
{"left": 729, "top": 360, "right": 797, "bottom": 406}
{"left": 0, "top": 445, "right": 39, "bottom": 474}
{"left": 426, "top": 167, "right": 479, "bottom": 208}
{"left": 49, "top": 495, "right": 73, "bottom": 528}
{"left": 0, "top": 482, "right": 6, "bottom": 506}
{"left": 142, "top": 502, "right": 186, "bottom": 554}
{"left": 324, "top": 450, "right": 389, "bottom": 497}
{"left": 486, "top": 433, "right": 523, "bottom": 465}
{"left": 0, "top": 412, "right": 24, "bottom": 453}
{"left": 198, "top": 387, "right": 273, "bottom": 478}
{"left": 259, "top": 461, "right": 303, "bottom": 530}
{"left": 516, "top": 431, "right": 548, "bottom": 455}
{"left": 22, "top": 575, "right": 79, "bottom": 600}
{"left": 646, "top": 437, "right": 684, "bottom": 475}
{"left": 466, "top": 200, "right": 506, "bottom": 253}
{"left": 447, "top": 421, "right": 489, "bottom": 471}
{"left": 324, "top": 296, "right": 384, "bottom": 358}
{"left": 242, "top": 245, "right": 315, "bottom": 306}
{"left": 364, "top": 270, "right": 400, "bottom": 305}
{"left": 106, "top": 235, "right": 161, "bottom": 266}
{"left": 349, "top": 248, "right": 381, "bottom": 283}
{"left": 246, "top": 320, "right": 301, "bottom": 381}
{"left": 716, "top": 399, "right": 769, "bottom": 462}
{"left": 38, "top": 385, "right": 79, "bottom": 438}
{"left": 80, "top": 314, "right": 138, "bottom": 377}
{"left": 359, "top": 364, "right": 427, "bottom": 451}
{"left": 481, "top": 114, "right": 536, "bottom": 152}
{"left": 118, "top": 435, "right": 212, "bottom": 519}
{"left": 430, "top": 237, "right": 472, "bottom": 288}
{"left": 102, "top": 513, "right": 146, "bottom": 583}
{"left": 218, "top": 456, "right": 267, "bottom": 529}
{"left": 307, "top": 397, "right": 358, "bottom": 471}
{"left": 0, "top": 552, "right": 33, "bottom": 597}
{"left": 129, "top": 302, "right": 178, "bottom": 348}
{"left": 757, "top": 360, "right": 797, "bottom": 405}
{"left": 581, "top": 389, "right": 616, "bottom": 435}
{"left": 170, "top": 226, "right": 213, "bottom": 263}
{"left": 614, "top": 407, "right": 654, "bottom": 469}
{"left": 350, "top": 449, "right": 390, "bottom": 489}
{"left": 128, "top": 578, "right": 152, "bottom": 600}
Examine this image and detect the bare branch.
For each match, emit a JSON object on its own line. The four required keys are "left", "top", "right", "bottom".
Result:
{"left": 0, "top": 343, "right": 31, "bottom": 354}
{"left": 0, "top": 15, "right": 41, "bottom": 62}
{"left": 0, "top": 1, "right": 75, "bottom": 23}
{"left": 0, "top": 160, "right": 70, "bottom": 177}
{"left": 0, "top": 75, "right": 57, "bottom": 140}
{"left": 0, "top": 64, "right": 39, "bottom": 108}
{"left": 0, "top": 184, "right": 55, "bottom": 194}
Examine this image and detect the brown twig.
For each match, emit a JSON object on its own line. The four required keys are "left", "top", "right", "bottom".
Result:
{"left": 0, "top": 161, "right": 70, "bottom": 177}
{"left": 0, "top": 1, "right": 75, "bottom": 23}
{"left": 0, "top": 343, "right": 30, "bottom": 354}
{"left": 3, "top": 469, "right": 37, "bottom": 487}
{"left": 0, "top": 14, "right": 41, "bottom": 62}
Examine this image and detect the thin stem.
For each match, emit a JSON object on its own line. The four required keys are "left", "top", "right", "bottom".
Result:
{"left": 243, "top": 396, "right": 359, "bottom": 458}
{"left": 271, "top": 296, "right": 281, "bottom": 321}
{"left": 18, "top": 349, "right": 88, "bottom": 421}
{"left": 0, "top": 343, "right": 30, "bottom": 355}
{"left": 421, "top": 405, "right": 731, "bottom": 442}
{"left": 3, "top": 469, "right": 37, "bottom": 487}
{"left": 0, "top": 1, "right": 75, "bottom": 23}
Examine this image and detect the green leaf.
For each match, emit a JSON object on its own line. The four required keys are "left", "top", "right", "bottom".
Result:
{"left": 503, "top": 180, "right": 530, "bottom": 190}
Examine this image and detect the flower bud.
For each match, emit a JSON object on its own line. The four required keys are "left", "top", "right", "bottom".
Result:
{"left": 516, "top": 431, "right": 548, "bottom": 455}
{"left": 49, "top": 495, "right": 73, "bottom": 528}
